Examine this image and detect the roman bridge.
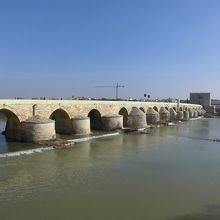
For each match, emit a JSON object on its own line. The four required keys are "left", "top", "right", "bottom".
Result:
{"left": 0, "top": 99, "right": 203, "bottom": 142}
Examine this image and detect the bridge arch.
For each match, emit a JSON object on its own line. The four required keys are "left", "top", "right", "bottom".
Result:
{"left": 179, "top": 107, "right": 183, "bottom": 111}
{"left": 153, "top": 106, "right": 159, "bottom": 112}
{"left": 50, "top": 108, "right": 71, "bottom": 120}
{"left": 119, "top": 107, "right": 128, "bottom": 116}
{"left": 119, "top": 107, "right": 128, "bottom": 126}
{"left": 0, "top": 108, "right": 21, "bottom": 140}
{"left": 0, "top": 108, "right": 20, "bottom": 122}
{"left": 140, "top": 107, "right": 145, "bottom": 113}
{"left": 88, "top": 109, "right": 102, "bottom": 130}
{"left": 173, "top": 107, "right": 177, "bottom": 112}
{"left": 49, "top": 108, "right": 72, "bottom": 134}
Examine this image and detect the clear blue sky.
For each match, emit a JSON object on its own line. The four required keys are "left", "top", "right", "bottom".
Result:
{"left": 0, "top": 0, "right": 220, "bottom": 100}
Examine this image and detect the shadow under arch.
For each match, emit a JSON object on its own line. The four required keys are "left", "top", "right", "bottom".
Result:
{"left": 49, "top": 108, "right": 72, "bottom": 134}
{"left": 173, "top": 107, "right": 177, "bottom": 112}
{"left": 140, "top": 107, "right": 145, "bottom": 113}
{"left": 119, "top": 107, "right": 128, "bottom": 126}
{"left": 153, "top": 106, "right": 159, "bottom": 112}
{"left": 179, "top": 107, "right": 183, "bottom": 111}
{"left": 0, "top": 108, "right": 21, "bottom": 140}
{"left": 88, "top": 109, "right": 102, "bottom": 130}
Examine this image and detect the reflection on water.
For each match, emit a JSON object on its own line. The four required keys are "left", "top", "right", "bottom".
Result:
{"left": 0, "top": 118, "right": 220, "bottom": 220}
{"left": 172, "top": 204, "right": 220, "bottom": 220}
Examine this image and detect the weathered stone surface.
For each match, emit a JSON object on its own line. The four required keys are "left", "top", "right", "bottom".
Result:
{"left": 189, "top": 110, "right": 194, "bottom": 118}
{"left": 21, "top": 116, "right": 56, "bottom": 142}
{"left": 177, "top": 111, "right": 184, "bottom": 121}
{"left": 183, "top": 110, "right": 190, "bottom": 121}
{"left": 102, "top": 114, "right": 123, "bottom": 130}
{"left": 72, "top": 117, "right": 90, "bottom": 135}
{"left": 146, "top": 107, "right": 160, "bottom": 124}
{"left": 24, "top": 115, "right": 53, "bottom": 124}
{"left": 169, "top": 108, "right": 177, "bottom": 121}
{"left": 127, "top": 107, "right": 147, "bottom": 128}
{"left": 193, "top": 110, "right": 198, "bottom": 118}
{"left": 159, "top": 107, "right": 170, "bottom": 123}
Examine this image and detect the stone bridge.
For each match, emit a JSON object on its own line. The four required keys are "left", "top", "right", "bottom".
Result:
{"left": 0, "top": 99, "right": 203, "bottom": 142}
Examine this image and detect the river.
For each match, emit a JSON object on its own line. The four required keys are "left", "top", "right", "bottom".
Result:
{"left": 0, "top": 116, "right": 220, "bottom": 220}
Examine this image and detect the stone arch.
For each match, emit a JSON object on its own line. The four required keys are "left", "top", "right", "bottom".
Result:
{"left": 173, "top": 107, "right": 177, "bottom": 112}
{"left": 0, "top": 108, "right": 20, "bottom": 122}
{"left": 49, "top": 108, "right": 72, "bottom": 134}
{"left": 119, "top": 107, "right": 128, "bottom": 126}
{"left": 153, "top": 106, "right": 159, "bottom": 112}
{"left": 50, "top": 108, "right": 71, "bottom": 120}
{"left": 140, "top": 107, "right": 145, "bottom": 113}
{"left": 0, "top": 108, "right": 21, "bottom": 140}
{"left": 119, "top": 107, "right": 128, "bottom": 116}
{"left": 88, "top": 109, "right": 102, "bottom": 130}
{"left": 165, "top": 107, "right": 169, "bottom": 111}
{"left": 179, "top": 107, "right": 183, "bottom": 111}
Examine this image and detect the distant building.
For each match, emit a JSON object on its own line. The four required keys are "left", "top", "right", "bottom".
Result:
{"left": 190, "top": 93, "right": 211, "bottom": 107}
{"left": 190, "top": 93, "right": 217, "bottom": 114}
{"left": 212, "top": 99, "right": 220, "bottom": 115}
{"left": 211, "top": 99, "right": 220, "bottom": 107}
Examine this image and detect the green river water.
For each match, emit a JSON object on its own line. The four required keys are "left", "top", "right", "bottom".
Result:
{"left": 0, "top": 117, "right": 220, "bottom": 220}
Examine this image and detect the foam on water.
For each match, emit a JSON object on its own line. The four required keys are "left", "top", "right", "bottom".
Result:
{"left": 168, "top": 122, "right": 177, "bottom": 126}
{"left": 0, "top": 147, "right": 55, "bottom": 158}
{"left": 0, "top": 133, "right": 120, "bottom": 158}
{"left": 67, "top": 132, "right": 120, "bottom": 144}
{"left": 190, "top": 116, "right": 203, "bottom": 121}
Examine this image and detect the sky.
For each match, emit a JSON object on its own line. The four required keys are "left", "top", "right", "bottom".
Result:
{"left": 0, "top": 0, "right": 220, "bottom": 100}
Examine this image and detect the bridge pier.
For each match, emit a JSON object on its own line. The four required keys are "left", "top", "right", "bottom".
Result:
{"left": 127, "top": 107, "right": 147, "bottom": 128}
{"left": 72, "top": 117, "right": 91, "bottom": 135}
{"left": 177, "top": 111, "right": 184, "bottom": 121}
{"left": 169, "top": 109, "right": 177, "bottom": 121}
{"left": 146, "top": 107, "right": 160, "bottom": 124}
{"left": 102, "top": 115, "right": 123, "bottom": 131}
{"left": 189, "top": 109, "right": 194, "bottom": 118}
{"left": 193, "top": 110, "right": 198, "bottom": 118}
{"left": 21, "top": 116, "right": 56, "bottom": 142}
{"left": 183, "top": 110, "right": 190, "bottom": 121}
{"left": 159, "top": 107, "right": 170, "bottom": 123}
